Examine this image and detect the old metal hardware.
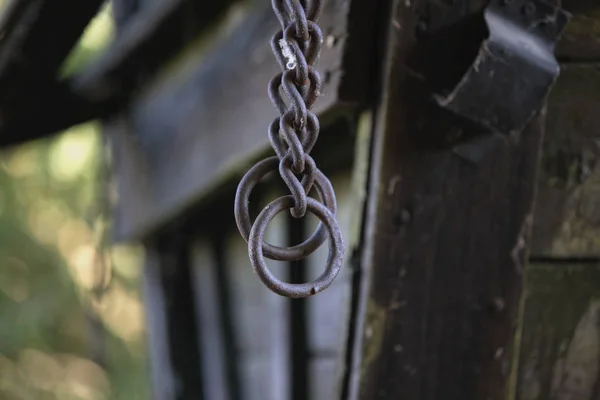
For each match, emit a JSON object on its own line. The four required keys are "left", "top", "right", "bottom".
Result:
{"left": 234, "top": 0, "right": 345, "bottom": 298}
{"left": 435, "top": 0, "right": 571, "bottom": 134}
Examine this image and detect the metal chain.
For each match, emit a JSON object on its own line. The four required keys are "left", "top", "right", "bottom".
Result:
{"left": 234, "top": 0, "right": 344, "bottom": 298}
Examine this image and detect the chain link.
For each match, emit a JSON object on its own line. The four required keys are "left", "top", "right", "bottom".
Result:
{"left": 234, "top": 0, "right": 344, "bottom": 298}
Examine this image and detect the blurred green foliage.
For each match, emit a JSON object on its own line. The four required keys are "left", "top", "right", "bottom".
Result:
{"left": 0, "top": 2, "right": 149, "bottom": 399}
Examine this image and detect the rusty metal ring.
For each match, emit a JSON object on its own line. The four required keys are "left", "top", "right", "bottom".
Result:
{"left": 283, "top": 70, "right": 308, "bottom": 126}
{"left": 235, "top": 157, "right": 337, "bottom": 261}
{"left": 272, "top": 0, "right": 291, "bottom": 28}
{"left": 284, "top": 21, "right": 323, "bottom": 66}
{"left": 268, "top": 73, "right": 287, "bottom": 116}
{"left": 270, "top": 33, "right": 288, "bottom": 73}
{"left": 268, "top": 113, "right": 318, "bottom": 159}
{"left": 279, "top": 153, "right": 316, "bottom": 218}
{"left": 285, "top": 0, "right": 309, "bottom": 41}
{"left": 280, "top": 111, "right": 306, "bottom": 173}
{"left": 303, "top": 69, "right": 322, "bottom": 109}
{"left": 306, "top": 0, "right": 324, "bottom": 22}
{"left": 249, "top": 196, "right": 344, "bottom": 298}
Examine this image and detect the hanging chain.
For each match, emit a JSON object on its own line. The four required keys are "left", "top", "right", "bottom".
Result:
{"left": 234, "top": 0, "right": 344, "bottom": 298}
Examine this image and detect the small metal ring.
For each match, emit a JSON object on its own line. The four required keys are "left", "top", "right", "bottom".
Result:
{"left": 249, "top": 196, "right": 344, "bottom": 298}
{"left": 307, "top": 0, "right": 324, "bottom": 22}
{"left": 280, "top": 111, "right": 306, "bottom": 173}
{"left": 305, "top": 23, "right": 323, "bottom": 66}
{"left": 270, "top": 31, "right": 288, "bottom": 72}
{"left": 285, "top": 0, "right": 309, "bottom": 42}
{"left": 283, "top": 70, "right": 308, "bottom": 126}
{"left": 303, "top": 68, "right": 322, "bottom": 109}
{"left": 234, "top": 157, "right": 337, "bottom": 261}
{"left": 284, "top": 21, "right": 323, "bottom": 66}
{"left": 268, "top": 73, "right": 287, "bottom": 116}
{"left": 279, "top": 153, "right": 316, "bottom": 218}
{"left": 268, "top": 114, "right": 318, "bottom": 159}
{"left": 272, "top": 0, "right": 291, "bottom": 28}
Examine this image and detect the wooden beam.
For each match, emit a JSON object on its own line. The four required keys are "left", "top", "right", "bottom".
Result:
{"left": 557, "top": 0, "right": 600, "bottom": 62}
{"left": 143, "top": 233, "right": 204, "bottom": 400}
{"left": 0, "top": 81, "right": 102, "bottom": 148}
{"left": 353, "top": 0, "right": 545, "bottom": 398}
{"left": 532, "top": 64, "right": 600, "bottom": 258}
{"left": 72, "top": 0, "right": 239, "bottom": 104}
{"left": 191, "top": 239, "right": 233, "bottom": 400}
{"left": 0, "top": 0, "right": 105, "bottom": 146}
{"left": 517, "top": 262, "right": 600, "bottom": 400}
{"left": 108, "top": 0, "right": 378, "bottom": 241}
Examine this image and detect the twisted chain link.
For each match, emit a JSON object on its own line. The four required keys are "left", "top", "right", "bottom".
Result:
{"left": 234, "top": 0, "right": 344, "bottom": 298}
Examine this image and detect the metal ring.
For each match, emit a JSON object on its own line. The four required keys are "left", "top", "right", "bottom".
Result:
{"left": 284, "top": 21, "right": 323, "bottom": 66}
{"left": 285, "top": 0, "right": 309, "bottom": 42}
{"left": 307, "top": 0, "right": 324, "bottom": 22}
{"left": 268, "top": 73, "right": 287, "bottom": 116}
{"left": 280, "top": 111, "right": 306, "bottom": 173}
{"left": 283, "top": 70, "right": 308, "bottom": 126}
{"left": 268, "top": 114, "right": 319, "bottom": 162}
{"left": 279, "top": 153, "right": 316, "bottom": 218}
{"left": 234, "top": 157, "right": 337, "bottom": 261}
{"left": 272, "top": 0, "right": 291, "bottom": 28}
{"left": 249, "top": 196, "right": 344, "bottom": 298}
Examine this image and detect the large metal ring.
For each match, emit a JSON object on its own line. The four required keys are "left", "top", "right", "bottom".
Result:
{"left": 249, "top": 196, "right": 344, "bottom": 298}
{"left": 234, "top": 156, "right": 337, "bottom": 261}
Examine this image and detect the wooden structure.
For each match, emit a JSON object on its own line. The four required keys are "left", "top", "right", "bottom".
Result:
{"left": 1, "top": 0, "right": 600, "bottom": 399}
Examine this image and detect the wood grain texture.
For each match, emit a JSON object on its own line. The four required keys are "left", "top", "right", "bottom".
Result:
{"left": 73, "top": 0, "right": 238, "bottom": 104}
{"left": 517, "top": 263, "right": 600, "bottom": 400}
{"left": 305, "top": 172, "right": 353, "bottom": 399}
{"left": 224, "top": 213, "right": 290, "bottom": 400}
{"left": 356, "top": 0, "right": 543, "bottom": 398}
{"left": 106, "top": 0, "right": 377, "bottom": 241}
{"left": 191, "top": 239, "right": 231, "bottom": 400}
{"left": 142, "top": 246, "right": 178, "bottom": 400}
{"left": 531, "top": 64, "right": 600, "bottom": 257}
{"left": 557, "top": 0, "right": 600, "bottom": 62}
{"left": 142, "top": 236, "right": 204, "bottom": 400}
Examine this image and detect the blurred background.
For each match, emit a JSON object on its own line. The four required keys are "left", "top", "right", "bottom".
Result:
{"left": 0, "top": 2, "right": 149, "bottom": 399}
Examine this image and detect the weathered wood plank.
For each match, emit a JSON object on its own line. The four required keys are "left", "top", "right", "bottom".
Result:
{"left": 224, "top": 209, "right": 290, "bottom": 400}
{"left": 105, "top": 0, "right": 377, "bottom": 241}
{"left": 354, "top": 0, "right": 544, "bottom": 398}
{"left": 310, "top": 358, "right": 340, "bottom": 400}
{"left": 0, "top": 81, "right": 101, "bottom": 148}
{"left": 517, "top": 263, "right": 600, "bottom": 400}
{"left": 142, "top": 236, "right": 204, "bottom": 400}
{"left": 0, "top": 0, "right": 105, "bottom": 146}
{"left": 557, "top": 0, "right": 600, "bottom": 61}
{"left": 191, "top": 239, "right": 231, "bottom": 400}
{"left": 531, "top": 64, "right": 600, "bottom": 257}
{"left": 142, "top": 246, "right": 178, "bottom": 400}
{"left": 73, "top": 0, "right": 238, "bottom": 104}
{"left": 305, "top": 172, "right": 353, "bottom": 398}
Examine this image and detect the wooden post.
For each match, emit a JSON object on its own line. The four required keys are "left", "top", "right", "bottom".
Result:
{"left": 517, "top": 1, "right": 600, "bottom": 398}
{"left": 352, "top": 0, "right": 545, "bottom": 398}
{"left": 143, "top": 234, "right": 204, "bottom": 400}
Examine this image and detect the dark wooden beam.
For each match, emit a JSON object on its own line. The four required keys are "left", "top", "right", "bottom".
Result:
{"left": 557, "top": 0, "right": 600, "bottom": 62}
{"left": 353, "top": 0, "right": 546, "bottom": 398}
{"left": 0, "top": 0, "right": 105, "bottom": 146}
{"left": 531, "top": 64, "right": 600, "bottom": 259}
{"left": 107, "top": 0, "right": 378, "bottom": 241}
{"left": 72, "top": 0, "right": 239, "bottom": 104}
{"left": 0, "top": 81, "right": 103, "bottom": 148}
{"left": 143, "top": 233, "right": 204, "bottom": 400}
{"left": 517, "top": 262, "right": 600, "bottom": 399}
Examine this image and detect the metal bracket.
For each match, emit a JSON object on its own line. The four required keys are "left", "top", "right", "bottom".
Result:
{"left": 435, "top": 0, "right": 570, "bottom": 134}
